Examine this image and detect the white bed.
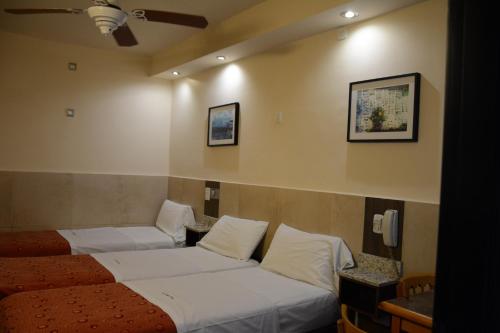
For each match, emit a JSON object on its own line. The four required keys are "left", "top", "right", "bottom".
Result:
{"left": 91, "top": 246, "right": 259, "bottom": 282}
{"left": 55, "top": 199, "right": 196, "bottom": 254}
{"left": 57, "top": 226, "right": 176, "bottom": 254}
{"left": 125, "top": 266, "right": 338, "bottom": 333}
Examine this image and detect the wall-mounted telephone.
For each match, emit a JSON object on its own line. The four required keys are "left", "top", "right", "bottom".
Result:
{"left": 382, "top": 209, "right": 398, "bottom": 247}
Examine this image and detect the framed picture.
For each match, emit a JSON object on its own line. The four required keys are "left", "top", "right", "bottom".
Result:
{"left": 207, "top": 102, "right": 239, "bottom": 147}
{"left": 347, "top": 73, "right": 421, "bottom": 142}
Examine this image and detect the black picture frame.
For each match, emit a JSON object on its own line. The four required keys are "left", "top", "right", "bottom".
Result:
{"left": 207, "top": 102, "right": 240, "bottom": 147}
{"left": 347, "top": 72, "right": 421, "bottom": 142}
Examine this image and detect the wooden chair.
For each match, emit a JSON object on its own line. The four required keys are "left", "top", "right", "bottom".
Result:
{"left": 397, "top": 275, "right": 435, "bottom": 298}
{"left": 337, "top": 304, "right": 367, "bottom": 333}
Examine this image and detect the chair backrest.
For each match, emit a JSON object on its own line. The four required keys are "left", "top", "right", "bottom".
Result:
{"left": 337, "top": 304, "right": 367, "bottom": 333}
{"left": 397, "top": 275, "right": 435, "bottom": 298}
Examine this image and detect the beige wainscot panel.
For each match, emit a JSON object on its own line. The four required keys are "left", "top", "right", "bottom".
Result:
{"left": 402, "top": 201, "right": 439, "bottom": 276}
{"left": 167, "top": 177, "right": 184, "bottom": 203}
{"left": 219, "top": 182, "right": 240, "bottom": 217}
{"left": 117, "top": 175, "right": 168, "bottom": 226}
{"left": 276, "top": 188, "right": 333, "bottom": 236}
{"left": 72, "top": 174, "right": 168, "bottom": 228}
{"left": 167, "top": 177, "right": 205, "bottom": 222}
{"left": 12, "top": 172, "right": 73, "bottom": 231}
{"left": 72, "top": 174, "right": 123, "bottom": 228}
{"left": 330, "top": 194, "right": 365, "bottom": 255}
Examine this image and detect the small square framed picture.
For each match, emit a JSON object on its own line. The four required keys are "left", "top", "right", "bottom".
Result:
{"left": 207, "top": 102, "right": 239, "bottom": 147}
{"left": 347, "top": 73, "right": 421, "bottom": 142}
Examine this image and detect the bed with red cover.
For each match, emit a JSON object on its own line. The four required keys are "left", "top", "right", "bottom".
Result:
{"left": 0, "top": 255, "right": 114, "bottom": 299}
{"left": 0, "top": 283, "right": 177, "bottom": 333}
{"left": 0, "top": 231, "right": 71, "bottom": 257}
{"left": 0, "top": 246, "right": 258, "bottom": 300}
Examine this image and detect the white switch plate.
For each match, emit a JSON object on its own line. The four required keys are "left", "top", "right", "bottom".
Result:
{"left": 373, "top": 214, "right": 384, "bottom": 234}
{"left": 65, "top": 108, "right": 75, "bottom": 118}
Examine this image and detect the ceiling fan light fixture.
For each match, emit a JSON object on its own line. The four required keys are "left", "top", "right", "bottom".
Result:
{"left": 172, "top": 71, "right": 180, "bottom": 76}
{"left": 216, "top": 56, "right": 226, "bottom": 61}
{"left": 87, "top": 6, "right": 127, "bottom": 35}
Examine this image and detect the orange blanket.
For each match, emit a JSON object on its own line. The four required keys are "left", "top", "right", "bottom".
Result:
{"left": 0, "top": 230, "right": 71, "bottom": 257}
{"left": 0, "top": 283, "right": 177, "bottom": 333}
{"left": 0, "top": 255, "right": 115, "bottom": 299}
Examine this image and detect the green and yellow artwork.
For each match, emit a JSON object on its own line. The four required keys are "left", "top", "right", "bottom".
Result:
{"left": 355, "top": 84, "right": 409, "bottom": 133}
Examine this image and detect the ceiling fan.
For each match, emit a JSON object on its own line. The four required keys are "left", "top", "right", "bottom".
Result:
{"left": 3, "top": 0, "right": 209, "bottom": 47}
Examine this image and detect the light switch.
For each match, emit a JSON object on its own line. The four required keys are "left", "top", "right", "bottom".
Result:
{"left": 276, "top": 112, "right": 283, "bottom": 124}
{"left": 373, "top": 214, "right": 383, "bottom": 234}
{"left": 65, "top": 108, "right": 75, "bottom": 118}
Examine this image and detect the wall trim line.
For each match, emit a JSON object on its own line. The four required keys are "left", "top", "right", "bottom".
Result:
{"left": 167, "top": 174, "right": 440, "bottom": 205}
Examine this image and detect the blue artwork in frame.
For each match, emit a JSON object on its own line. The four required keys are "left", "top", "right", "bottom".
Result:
{"left": 207, "top": 102, "right": 239, "bottom": 146}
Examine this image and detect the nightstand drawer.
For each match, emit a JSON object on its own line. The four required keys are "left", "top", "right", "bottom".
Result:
{"left": 340, "top": 276, "right": 397, "bottom": 317}
{"left": 185, "top": 225, "right": 211, "bottom": 247}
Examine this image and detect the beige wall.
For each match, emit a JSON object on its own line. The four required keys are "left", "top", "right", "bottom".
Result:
{"left": 169, "top": 0, "right": 446, "bottom": 204}
{"left": 0, "top": 31, "right": 172, "bottom": 176}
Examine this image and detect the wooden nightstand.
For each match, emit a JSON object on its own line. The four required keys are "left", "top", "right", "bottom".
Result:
{"left": 185, "top": 225, "right": 211, "bottom": 247}
{"left": 339, "top": 273, "right": 398, "bottom": 318}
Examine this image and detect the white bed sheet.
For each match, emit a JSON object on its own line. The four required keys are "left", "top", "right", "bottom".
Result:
{"left": 91, "top": 246, "right": 258, "bottom": 282}
{"left": 125, "top": 266, "right": 337, "bottom": 333}
{"left": 57, "top": 226, "right": 175, "bottom": 254}
{"left": 116, "top": 226, "right": 176, "bottom": 250}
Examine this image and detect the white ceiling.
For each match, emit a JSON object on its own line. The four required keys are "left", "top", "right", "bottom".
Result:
{"left": 0, "top": 0, "right": 263, "bottom": 55}
{"left": 157, "top": 0, "right": 426, "bottom": 79}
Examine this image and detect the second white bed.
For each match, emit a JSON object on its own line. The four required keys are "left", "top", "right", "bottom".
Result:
{"left": 91, "top": 246, "right": 259, "bottom": 282}
{"left": 125, "top": 266, "right": 337, "bottom": 333}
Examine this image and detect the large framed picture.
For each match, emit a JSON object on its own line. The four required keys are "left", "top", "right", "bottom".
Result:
{"left": 207, "top": 102, "right": 239, "bottom": 147}
{"left": 347, "top": 73, "right": 420, "bottom": 142}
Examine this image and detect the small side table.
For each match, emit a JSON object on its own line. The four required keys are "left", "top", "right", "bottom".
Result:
{"left": 378, "top": 291, "right": 433, "bottom": 333}
{"left": 338, "top": 253, "right": 401, "bottom": 330}
{"left": 185, "top": 225, "right": 211, "bottom": 247}
{"left": 340, "top": 272, "right": 398, "bottom": 317}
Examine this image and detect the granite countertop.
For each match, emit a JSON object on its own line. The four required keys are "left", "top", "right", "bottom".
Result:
{"left": 339, "top": 252, "right": 401, "bottom": 287}
{"left": 340, "top": 268, "right": 399, "bottom": 287}
{"left": 185, "top": 224, "right": 211, "bottom": 232}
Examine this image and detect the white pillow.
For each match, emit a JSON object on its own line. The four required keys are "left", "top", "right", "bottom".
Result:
{"left": 197, "top": 215, "right": 268, "bottom": 261}
{"left": 261, "top": 223, "right": 335, "bottom": 291}
{"left": 276, "top": 224, "right": 354, "bottom": 273}
{"left": 318, "top": 233, "right": 354, "bottom": 273}
{"left": 155, "top": 200, "right": 196, "bottom": 243}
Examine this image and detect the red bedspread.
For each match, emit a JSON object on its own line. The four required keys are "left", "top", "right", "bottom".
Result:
{"left": 0, "top": 283, "right": 177, "bottom": 333}
{"left": 0, "top": 230, "right": 71, "bottom": 257}
{"left": 0, "top": 255, "right": 115, "bottom": 299}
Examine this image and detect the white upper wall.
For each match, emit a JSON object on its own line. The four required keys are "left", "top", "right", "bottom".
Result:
{"left": 169, "top": 0, "right": 447, "bottom": 203}
{"left": 0, "top": 31, "right": 172, "bottom": 176}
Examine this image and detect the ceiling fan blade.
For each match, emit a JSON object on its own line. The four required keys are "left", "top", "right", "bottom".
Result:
{"left": 4, "top": 8, "right": 83, "bottom": 15}
{"left": 132, "top": 9, "right": 208, "bottom": 28}
{"left": 112, "top": 24, "right": 138, "bottom": 47}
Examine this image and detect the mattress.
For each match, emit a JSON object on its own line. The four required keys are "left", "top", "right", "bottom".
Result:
{"left": 57, "top": 226, "right": 175, "bottom": 254}
{"left": 125, "top": 266, "right": 338, "bottom": 333}
{"left": 92, "top": 246, "right": 259, "bottom": 282}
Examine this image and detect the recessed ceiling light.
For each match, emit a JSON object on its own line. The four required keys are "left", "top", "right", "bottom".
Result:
{"left": 216, "top": 56, "right": 226, "bottom": 61}
{"left": 341, "top": 10, "right": 358, "bottom": 19}
{"left": 172, "top": 71, "right": 180, "bottom": 76}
